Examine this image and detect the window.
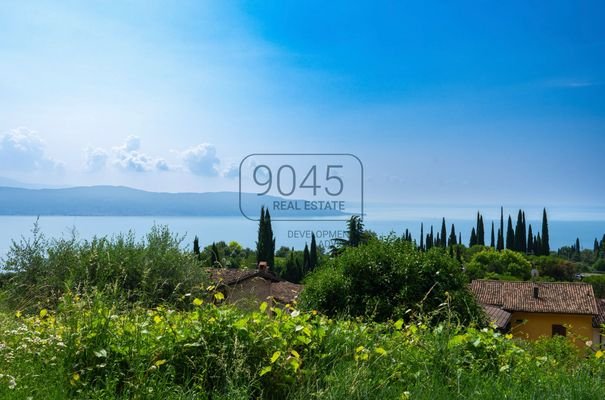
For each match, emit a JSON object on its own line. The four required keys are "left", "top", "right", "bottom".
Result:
{"left": 552, "top": 324, "right": 567, "bottom": 337}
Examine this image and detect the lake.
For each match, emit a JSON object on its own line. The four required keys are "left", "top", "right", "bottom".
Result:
{"left": 1, "top": 210, "right": 604, "bottom": 263}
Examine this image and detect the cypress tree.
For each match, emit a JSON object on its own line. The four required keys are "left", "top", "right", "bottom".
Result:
{"left": 449, "top": 224, "right": 457, "bottom": 247}
{"left": 542, "top": 208, "right": 550, "bottom": 255}
{"left": 436, "top": 233, "right": 441, "bottom": 248}
{"left": 520, "top": 211, "right": 526, "bottom": 252}
{"left": 506, "top": 216, "right": 515, "bottom": 250}
{"left": 310, "top": 233, "right": 318, "bottom": 270}
{"left": 256, "top": 206, "right": 266, "bottom": 264}
{"left": 527, "top": 225, "right": 534, "bottom": 254}
{"left": 420, "top": 223, "right": 424, "bottom": 251}
{"left": 594, "top": 238, "right": 600, "bottom": 256}
{"left": 193, "top": 236, "right": 201, "bottom": 260}
{"left": 303, "top": 244, "right": 310, "bottom": 274}
{"left": 575, "top": 238, "right": 581, "bottom": 253}
{"left": 211, "top": 242, "right": 220, "bottom": 267}
{"left": 449, "top": 245, "right": 454, "bottom": 257}
{"left": 426, "top": 234, "right": 432, "bottom": 251}
{"left": 470, "top": 228, "right": 477, "bottom": 247}
{"left": 514, "top": 210, "right": 523, "bottom": 252}
{"left": 476, "top": 213, "right": 485, "bottom": 246}
{"left": 535, "top": 233, "right": 542, "bottom": 255}
{"left": 490, "top": 222, "right": 495, "bottom": 248}
{"left": 456, "top": 245, "right": 462, "bottom": 262}
{"left": 459, "top": 232, "right": 462, "bottom": 246}
{"left": 497, "top": 207, "right": 504, "bottom": 251}
{"left": 440, "top": 218, "right": 447, "bottom": 248}
{"left": 429, "top": 226, "right": 434, "bottom": 249}
{"left": 265, "top": 209, "right": 276, "bottom": 269}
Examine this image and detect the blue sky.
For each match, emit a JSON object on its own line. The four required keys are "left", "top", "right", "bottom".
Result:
{"left": 0, "top": 0, "right": 604, "bottom": 207}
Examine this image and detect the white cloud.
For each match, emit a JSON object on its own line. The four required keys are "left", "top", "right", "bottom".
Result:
{"left": 155, "top": 158, "right": 171, "bottom": 171}
{"left": 0, "top": 127, "right": 62, "bottom": 172}
{"left": 180, "top": 143, "right": 221, "bottom": 177}
{"left": 112, "top": 136, "right": 154, "bottom": 172}
{"left": 84, "top": 147, "right": 108, "bottom": 172}
{"left": 223, "top": 163, "right": 239, "bottom": 179}
{"left": 124, "top": 135, "right": 141, "bottom": 152}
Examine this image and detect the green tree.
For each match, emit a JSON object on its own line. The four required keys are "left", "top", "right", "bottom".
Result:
{"left": 506, "top": 216, "right": 515, "bottom": 250}
{"left": 490, "top": 222, "right": 495, "bottom": 248}
{"left": 310, "top": 233, "right": 318, "bottom": 270}
{"left": 527, "top": 225, "right": 534, "bottom": 255}
{"left": 256, "top": 206, "right": 266, "bottom": 264}
{"left": 419, "top": 223, "right": 424, "bottom": 251}
{"left": 301, "top": 236, "right": 482, "bottom": 324}
{"left": 193, "top": 236, "right": 201, "bottom": 260}
{"left": 211, "top": 242, "right": 220, "bottom": 267}
{"left": 542, "top": 208, "right": 550, "bottom": 255}
{"left": 465, "top": 249, "right": 532, "bottom": 280}
{"left": 469, "top": 228, "right": 477, "bottom": 247}
{"left": 330, "top": 215, "right": 368, "bottom": 256}
{"left": 440, "top": 218, "right": 447, "bottom": 248}
{"left": 449, "top": 223, "right": 457, "bottom": 247}
{"left": 497, "top": 206, "right": 504, "bottom": 251}
{"left": 256, "top": 207, "right": 275, "bottom": 269}
{"left": 476, "top": 213, "right": 485, "bottom": 246}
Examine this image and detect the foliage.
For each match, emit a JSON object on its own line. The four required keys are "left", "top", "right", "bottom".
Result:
{"left": 0, "top": 293, "right": 604, "bottom": 399}
{"left": 200, "top": 240, "right": 254, "bottom": 269}
{"left": 465, "top": 249, "right": 532, "bottom": 281}
{"left": 2, "top": 224, "right": 206, "bottom": 311}
{"left": 584, "top": 275, "right": 605, "bottom": 298}
{"left": 530, "top": 256, "right": 577, "bottom": 281}
{"left": 301, "top": 236, "right": 482, "bottom": 324}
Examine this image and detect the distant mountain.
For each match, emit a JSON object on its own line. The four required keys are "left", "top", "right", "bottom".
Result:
{"left": 0, "top": 186, "right": 346, "bottom": 218}
{"left": 0, "top": 176, "right": 63, "bottom": 190}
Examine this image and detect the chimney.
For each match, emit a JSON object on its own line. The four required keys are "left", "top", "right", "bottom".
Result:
{"left": 533, "top": 286, "right": 539, "bottom": 299}
{"left": 258, "top": 261, "right": 268, "bottom": 272}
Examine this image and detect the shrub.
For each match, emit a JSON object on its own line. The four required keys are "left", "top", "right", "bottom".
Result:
{"left": 2, "top": 224, "right": 206, "bottom": 310}
{"left": 466, "top": 249, "right": 532, "bottom": 280}
{"left": 584, "top": 275, "right": 605, "bottom": 298}
{"left": 300, "top": 236, "right": 482, "bottom": 324}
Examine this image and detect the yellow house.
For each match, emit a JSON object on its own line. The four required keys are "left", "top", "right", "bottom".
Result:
{"left": 470, "top": 280, "right": 600, "bottom": 348}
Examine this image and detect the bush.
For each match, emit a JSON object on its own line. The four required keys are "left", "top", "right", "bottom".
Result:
{"left": 2, "top": 224, "right": 206, "bottom": 310}
{"left": 584, "top": 275, "right": 605, "bottom": 298}
{"left": 594, "top": 258, "right": 605, "bottom": 272}
{"left": 300, "top": 236, "right": 482, "bottom": 324}
{"left": 531, "top": 255, "right": 577, "bottom": 281}
{"left": 466, "top": 249, "right": 532, "bottom": 280}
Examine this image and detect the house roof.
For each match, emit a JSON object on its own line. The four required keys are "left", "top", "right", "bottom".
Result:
{"left": 470, "top": 280, "right": 599, "bottom": 315}
{"left": 482, "top": 304, "right": 512, "bottom": 329}
{"left": 595, "top": 299, "right": 605, "bottom": 327}
{"left": 271, "top": 281, "right": 303, "bottom": 304}
{"left": 206, "top": 268, "right": 303, "bottom": 304}
{"left": 206, "top": 268, "right": 282, "bottom": 286}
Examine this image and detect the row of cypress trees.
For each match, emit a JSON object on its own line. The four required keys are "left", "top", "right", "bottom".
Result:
{"left": 417, "top": 208, "right": 551, "bottom": 256}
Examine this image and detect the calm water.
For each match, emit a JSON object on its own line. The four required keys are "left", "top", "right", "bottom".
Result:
{"left": 1, "top": 213, "right": 604, "bottom": 264}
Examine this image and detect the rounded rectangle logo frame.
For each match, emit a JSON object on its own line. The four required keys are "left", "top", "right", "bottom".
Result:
{"left": 239, "top": 153, "right": 364, "bottom": 221}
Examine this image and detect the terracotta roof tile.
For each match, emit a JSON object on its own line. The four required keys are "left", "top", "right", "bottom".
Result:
{"left": 594, "top": 299, "right": 605, "bottom": 327}
{"left": 470, "top": 280, "right": 598, "bottom": 315}
{"left": 206, "top": 268, "right": 281, "bottom": 286}
{"left": 271, "top": 281, "right": 303, "bottom": 304}
{"left": 482, "top": 304, "right": 511, "bottom": 329}
{"left": 470, "top": 280, "right": 504, "bottom": 306}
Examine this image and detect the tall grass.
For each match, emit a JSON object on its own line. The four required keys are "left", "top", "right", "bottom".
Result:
{"left": 0, "top": 293, "right": 603, "bottom": 399}
{"left": 1, "top": 223, "right": 206, "bottom": 311}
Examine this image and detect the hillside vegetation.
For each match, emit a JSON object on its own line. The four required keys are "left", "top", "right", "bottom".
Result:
{"left": 0, "top": 226, "right": 604, "bottom": 399}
